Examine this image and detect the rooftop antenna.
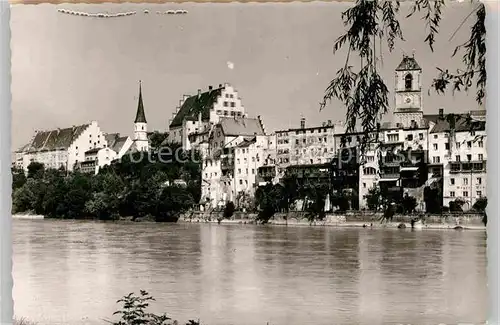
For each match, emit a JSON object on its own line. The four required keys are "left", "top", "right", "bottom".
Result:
{"left": 412, "top": 49, "right": 415, "bottom": 58}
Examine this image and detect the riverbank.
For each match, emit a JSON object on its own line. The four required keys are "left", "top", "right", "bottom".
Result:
{"left": 12, "top": 213, "right": 44, "bottom": 220}
{"left": 179, "top": 211, "right": 486, "bottom": 230}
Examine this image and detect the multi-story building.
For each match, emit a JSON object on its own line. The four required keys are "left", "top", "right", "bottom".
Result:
{"left": 331, "top": 53, "right": 486, "bottom": 211}
{"left": 199, "top": 116, "right": 270, "bottom": 208}
{"left": 17, "top": 120, "right": 108, "bottom": 172}
{"left": 78, "top": 133, "right": 133, "bottom": 174}
{"left": 427, "top": 111, "right": 487, "bottom": 209}
{"left": 168, "top": 83, "right": 247, "bottom": 150}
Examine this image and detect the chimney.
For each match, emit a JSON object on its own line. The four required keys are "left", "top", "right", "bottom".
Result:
{"left": 218, "top": 84, "right": 222, "bottom": 88}
{"left": 197, "top": 89, "right": 201, "bottom": 97}
{"left": 327, "top": 119, "right": 332, "bottom": 126}
{"left": 300, "top": 117, "right": 306, "bottom": 129}
{"left": 208, "top": 85, "right": 213, "bottom": 91}
{"left": 439, "top": 108, "right": 444, "bottom": 117}
{"left": 198, "top": 112, "right": 202, "bottom": 123}
{"left": 322, "top": 122, "right": 326, "bottom": 127}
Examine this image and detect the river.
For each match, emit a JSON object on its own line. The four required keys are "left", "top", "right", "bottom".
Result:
{"left": 13, "top": 219, "right": 487, "bottom": 325}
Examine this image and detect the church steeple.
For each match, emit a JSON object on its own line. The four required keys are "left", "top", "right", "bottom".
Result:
{"left": 133, "top": 80, "right": 149, "bottom": 152}
{"left": 135, "top": 80, "right": 147, "bottom": 123}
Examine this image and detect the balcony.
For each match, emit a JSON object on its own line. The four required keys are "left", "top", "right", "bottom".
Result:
{"left": 449, "top": 160, "right": 486, "bottom": 174}
{"left": 379, "top": 173, "right": 400, "bottom": 182}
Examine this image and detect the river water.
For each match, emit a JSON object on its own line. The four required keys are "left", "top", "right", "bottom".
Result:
{"left": 13, "top": 219, "right": 487, "bottom": 325}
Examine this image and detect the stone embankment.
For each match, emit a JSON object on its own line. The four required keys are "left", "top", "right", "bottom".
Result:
{"left": 179, "top": 211, "right": 486, "bottom": 230}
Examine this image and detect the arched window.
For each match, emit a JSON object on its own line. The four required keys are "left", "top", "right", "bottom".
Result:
{"left": 405, "top": 73, "right": 413, "bottom": 90}
{"left": 363, "top": 167, "right": 377, "bottom": 175}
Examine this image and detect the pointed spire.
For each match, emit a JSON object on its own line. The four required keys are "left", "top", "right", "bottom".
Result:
{"left": 134, "top": 80, "right": 147, "bottom": 123}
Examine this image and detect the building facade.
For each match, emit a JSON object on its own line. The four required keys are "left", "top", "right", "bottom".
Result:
{"left": 18, "top": 121, "right": 108, "bottom": 172}
{"left": 168, "top": 83, "right": 247, "bottom": 150}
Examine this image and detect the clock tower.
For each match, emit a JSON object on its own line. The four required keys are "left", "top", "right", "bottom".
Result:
{"left": 393, "top": 53, "right": 424, "bottom": 128}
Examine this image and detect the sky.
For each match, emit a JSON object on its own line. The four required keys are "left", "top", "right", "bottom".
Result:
{"left": 10, "top": 2, "right": 480, "bottom": 149}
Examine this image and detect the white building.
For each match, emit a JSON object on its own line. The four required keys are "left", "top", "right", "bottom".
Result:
{"left": 132, "top": 81, "right": 150, "bottom": 152}
{"left": 168, "top": 83, "right": 246, "bottom": 150}
{"left": 79, "top": 133, "right": 133, "bottom": 174}
{"left": 18, "top": 120, "right": 108, "bottom": 172}
{"left": 199, "top": 116, "right": 270, "bottom": 208}
{"left": 427, "top": 110, "right": 487, "bottom": 209}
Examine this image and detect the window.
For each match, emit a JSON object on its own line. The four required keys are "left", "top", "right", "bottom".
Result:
{"left": 478, "top": 154, "right": 484, "bottom": 161}
{"left": 477, "top": 191, "right": 482, "bottom": 197}
{"left": 463, "top": 178, "right": 468, "bottom": 185}
{"left": 230, "top": 102, "right": 235, "bottom": 108}
{"left": 238, "top": 168, "right": 241, "bottom": 174}
{"left": 479, "top": 141, "right": 484, "bottom": 148}
{"left": 252, "top": 169, "right": 255, "bottom": 174}
{"left": 456, "top": 155, "right": 461, "bottom": 162}
{"left": 363, "top": 183, "right": 366, "bottom": 188}
{"left": 244, "top": 158, "right": 247, "bottom": 163}
{"left": 246, "top": 168, "right": 248, "bottom": 174}
{"left": 239, "top": 179, "right": 243, "bottom": 185}
{"left": 296, "top": 139, "right": 299, "bottom": 145}
{"left": 303, "top": 139, "right": 306, "bottom": 144}
{"left": 433, "top": 144, "right": 438, "bottom": 150}
{"left": 405, "top": 73, "right": 413, "bottom": 90}
{"left": 450, "top": 178, "right": 455, "bottom": 185}
{"left": 224, "top": 101, "right": 228, "bottom": 107}
{"left": 477, "top": 177, "right": 482, "bottom": 185}
{"left": 450, "top": 191, "right": 455, "bottom": 197}
{"left": 434, "top": 134, "right": 438, "bottom": 139}
{"left": 433, "top": 156, "right": 440, "bottom": 163}
{"left": 456, "top": 142, "right": 461, "bottom": 148}
{"left": 252, "top": 157, "right": 255, "bottom": 162}
{"left": 467, "top": 141, "right": 472, "bottom": 148}
{"left": 388, "top": 134, "right": 399, "bottom": 142}
{"left": 445, "top": 143, "right": 450, "bottom": 150}
{"left": 463, "top": 191, "right": 469, "bottom": 197}
{"left": 467, "top": 154, "right": 472, "bottom": 161}
{"left": 407, "top": 134, "right": 413, "bottom": 141}
{"left": 237, "top": 159, "right": 240, "bottom": 164}
{"left": 230, "top": 94, "right": 234, "bottom": 98}
{"left": 224, "top": 111, "right": 228, "bottom": 116}
{"left": 419, "top": 133, "right": 424, "bottom": 140}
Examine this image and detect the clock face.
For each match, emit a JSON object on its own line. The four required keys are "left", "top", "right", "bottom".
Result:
{"left": 405, "top": 96, "right": 412, "bottom": 104}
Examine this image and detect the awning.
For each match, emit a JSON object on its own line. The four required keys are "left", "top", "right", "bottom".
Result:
{"left": 379, "top": 178, "right": 399, "bottom": 182}
{"left": 400, "top": 166, "right": 419, "bottom": 172}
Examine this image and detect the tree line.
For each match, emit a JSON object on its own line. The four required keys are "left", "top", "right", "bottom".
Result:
{"left": 12, "top": 142, "right": 202, "bottom": 222}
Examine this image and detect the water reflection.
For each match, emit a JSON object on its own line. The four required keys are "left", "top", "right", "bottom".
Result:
{"left": 13, "top": 220, "right": 487, "bottom": 325}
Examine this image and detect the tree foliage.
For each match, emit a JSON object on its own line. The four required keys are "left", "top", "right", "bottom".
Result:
{"left": 12, "top": 143, "right": 202, "bottom": 221}
{"left": 321, "top": 0, "right": 486, "bottom": 150}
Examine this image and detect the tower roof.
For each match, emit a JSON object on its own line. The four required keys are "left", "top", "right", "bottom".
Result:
{"left": 134, "top": 81, "right": 147, "bottom": 123}
{"left": 395, "top": 54, "right": 421, "bottom": 71}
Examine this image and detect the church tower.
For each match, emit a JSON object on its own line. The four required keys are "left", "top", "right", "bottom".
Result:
{"left": 134, "top": 80, "right": 149, "bottom": 152}
{"left": 393, "top": 53, "right": 424, "bottom": 128}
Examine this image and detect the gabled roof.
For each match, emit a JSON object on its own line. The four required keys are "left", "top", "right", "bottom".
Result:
{"left": 169, "top": 86, "right": 224, "bottom": 128}
{"left": 135, "top": 81, "right": 147, "bottom": 123}
{"left": 219, "top": 117, "right": 265, "bottom": 137}
{"left": 105, "top": 133, "right": 130, "bottom": 153}
{"left": 395, "top": 55, "right": 421, "bottom": 71}
{"left": 24, "top": 124, "right": 90, "bottom": 152}
{"left": 430, "top": 114, "right": 486, "bottom": 133}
